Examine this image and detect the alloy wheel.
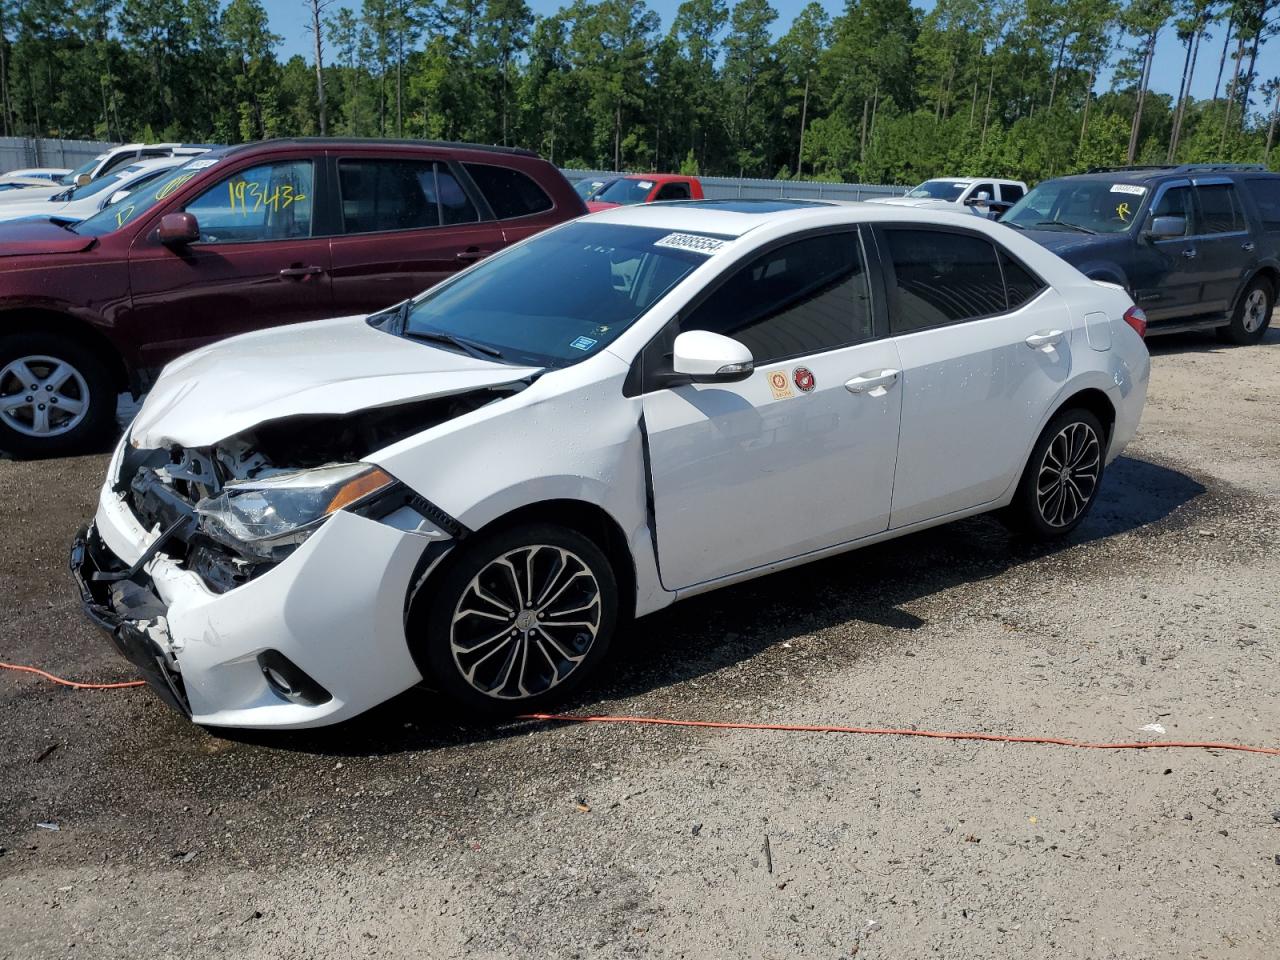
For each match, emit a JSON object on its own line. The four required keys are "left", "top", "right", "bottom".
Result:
{"left": 450, "top": 544, "right": 603, "bottom": 700}
{"left": 0, "top": 354, "right": 90, "bottom": 438}
{"left": 1242, "top": 288, "right": 1269, "bottom": 333}
{"left": 1036, "top": 421, "right": 1101, "bottom": 528}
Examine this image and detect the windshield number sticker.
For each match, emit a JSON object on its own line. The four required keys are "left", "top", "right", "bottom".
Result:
{"left": 767, "top": 370, "right": 794, "bottom": 400}
{"left": 184, "top": 158, "right": 219, "bottom": 170}
{"left": 154, "top": 173, "right": 196, "bottom": 202}
{"left": 227, "top": 179, "right": 307, "bottom": 215}
{"left": 1110, "top": 184, "right": 1147, "bottom": 196}
{"left": 638, "top": 181, "right": 654, "bottom": 189}
{"left": 569, "top": 336, "right": 597, "bottom": 351}
{"left": 654, "top": 233, "right": 726, "bottom": 255}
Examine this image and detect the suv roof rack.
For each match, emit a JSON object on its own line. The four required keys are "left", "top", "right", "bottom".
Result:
{"left": 1083, "top": 162, "right": 1269, "bottom": 175}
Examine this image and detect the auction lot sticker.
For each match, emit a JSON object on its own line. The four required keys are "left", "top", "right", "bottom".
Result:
{"left": 1110, "top": 184, "right": 1147, "bottom": 196}
{"left": 654, "top": 233, "right": 727, "bottom": 255}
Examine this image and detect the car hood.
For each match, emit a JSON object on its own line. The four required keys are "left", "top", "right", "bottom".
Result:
{"left": 865, "top": 196, "right": 957, "bottom": 207}
{"left": 129, "top": 314, "right": 543, "bottom": 449}
{"left": 0, "top": 186, "right": 59, "bottom": 204}
{"left": 0, "top": 201, "right": 73, "bottom": 224}
{"left": 1015, "top": 228, "right": 1104, "bottom": 257}
{"left": 0, "top": 218, "right": 95, "bottom": 257}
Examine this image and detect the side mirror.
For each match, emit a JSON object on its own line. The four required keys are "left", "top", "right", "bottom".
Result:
{"left": 157, "top": 211, "right": 200, "bottom": 246}
{"left": 965, "top": 191, "right": 992, "bottom": 206}
{"left": 671, "top": 330, "right": 753, "bottom": 383}
{"left": 75, "top": 173, "right": 92, "bottom": 187}
{"left": 1146, "top": 215, "right": 1186, "bottom": 240}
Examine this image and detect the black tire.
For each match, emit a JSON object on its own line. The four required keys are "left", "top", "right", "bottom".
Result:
{"left": 1216, "top": 277, "right": 1273, "bottom": 345}
{"left": 412, "top": 522, "right": 618, "bottom": 717}
{"left": 1003, "top": 408, "right": 1107, "bottom": 539}
{"left": 0, "top": 331, "right": 118, "bottom": 458}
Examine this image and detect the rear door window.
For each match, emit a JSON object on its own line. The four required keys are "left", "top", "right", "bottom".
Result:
{"left": 883, "top": 229, "right": 1008, "bottom": 332}
{"left": 338, "top": 159, "right": 478, "bottom": 233}
{"left": 1000, "top": 184, "right": 1024, "bottom": 203}
{"left": 1195, "top": 183, "right": 1246, "bottom": 234}
{"left": 185, "top": 160, "right": 314, "bottom": 244}
{"left": 655, "top": 182, "right": 691, "bottom": 201}
{"left": 464, "top": 163, "right": 553, "bottom": 219}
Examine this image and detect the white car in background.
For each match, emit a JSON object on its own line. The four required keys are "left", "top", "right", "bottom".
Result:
{"left": 0, "top": 156, "right": 184, "bottom": 224}
{"left": 73, "top": 200, "right": 1149, "bottom": 729}
{"left": 871, "top": 177, "right": 1028, "bottom": 218}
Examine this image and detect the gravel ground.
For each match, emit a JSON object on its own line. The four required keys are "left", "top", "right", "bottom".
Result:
{"left": 1, "top": 328, "right": 1278, "bottom": 959}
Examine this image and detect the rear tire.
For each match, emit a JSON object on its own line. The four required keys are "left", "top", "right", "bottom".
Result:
{"left": 1003, "top": 408, "right": 1107, "bottom": 539}
{"left": 1216, "top": 277, "right": 1272, "bottom": 345}
{"left": 0, "top": 332, "right": 117, "bottom": 458}
{"left": 412, "top": 522, "right": 618, "bottom": 717}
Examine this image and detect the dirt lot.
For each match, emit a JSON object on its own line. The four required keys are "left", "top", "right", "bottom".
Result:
{"left": 1, "top": 328, "right": 1278, "bottom": 960}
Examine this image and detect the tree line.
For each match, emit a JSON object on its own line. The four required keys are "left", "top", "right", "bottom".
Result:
{"left": 3, "top": 0, "right": 1280, "bottom": 185}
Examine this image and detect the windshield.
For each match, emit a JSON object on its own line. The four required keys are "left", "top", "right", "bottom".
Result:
{"left": 574, "top": 178, "right": 611, "bottom": 199}
{"left": 594, "top": 178, "right": 653, "bottom": 205}
{"left": 906, "top": 180, "right": 968, "bottom": 201}
{"left": 59, "top": 155, "right": 104, "bottom": 186}
{"left": 395, "top": 221, "right": 713, "bottom": 366}
{"left": 1003, "top": 179, "right": 1145, "bottom": 234}
{"left": 73, "top": 163, "right": 204, "bottom": 236}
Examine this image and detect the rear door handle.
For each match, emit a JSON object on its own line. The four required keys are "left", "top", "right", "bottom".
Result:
{"left": 279, "top": 265, "right": 323, "bottom": 279}
{"left": 1025, "top": 330, "right": 1064, "bottom": 350}
{"left": 844, "top": 369, "right": 900, "bottom": 395}
{"left": 1242, "top": 241, "right": 1256, "bottom": 252}
{"left": 1181, "top": 248, "right": 1198, "bottom": 259}
{"left": 456, "top": 248, "right": 494, "bottom": 262}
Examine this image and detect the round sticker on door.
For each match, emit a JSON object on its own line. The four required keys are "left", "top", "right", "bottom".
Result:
{"left": 793, "top": 366, "right": 815, "bottom": 392}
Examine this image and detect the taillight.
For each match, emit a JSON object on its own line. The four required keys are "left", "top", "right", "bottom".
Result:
{"left": 1122, "top": 305, "right": 1147, "bottom": 339}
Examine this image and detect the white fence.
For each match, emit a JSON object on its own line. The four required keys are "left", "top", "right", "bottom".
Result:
{"left": 0, "top": 137, "right": 907, "bottom": 199}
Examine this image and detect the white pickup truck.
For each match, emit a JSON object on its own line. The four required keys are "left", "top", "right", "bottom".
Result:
{"left": 868, "top": 177, "right": 1028, "bottom": 218}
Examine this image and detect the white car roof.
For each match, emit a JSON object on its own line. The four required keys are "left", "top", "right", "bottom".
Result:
{"left": 586, "top": 198, "right": 1021, "bottom": 239}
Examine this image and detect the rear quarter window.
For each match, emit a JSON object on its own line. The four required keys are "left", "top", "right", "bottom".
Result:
{"left": 464, "top": 163, "right": 553, "bottom": 220}
{"left": 1242, "top": 178, "right": 1280, "bottom": 233}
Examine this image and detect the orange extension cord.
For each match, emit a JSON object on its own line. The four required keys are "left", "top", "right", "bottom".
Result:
{"left": 3, "top": 661, "right": 1277, "bottom": 756}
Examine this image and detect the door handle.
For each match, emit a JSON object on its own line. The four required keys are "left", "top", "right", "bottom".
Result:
{"left": 1181, "top": 248, "right": 1198, "bottom": 259}
{"left": 844, "top": 369, "right": 900, "bottom": 394}
{"left": 1242, "top": 241, "right": 1256, "bottom": 252}
{"left": 1024, "top": 330, "right": 1064, "bottom": 350}
{"left": 279, "top": 265, "right": 323, "bottom": 279}
{"left": 456, "top": 248, "right": 494, "bottom": 262}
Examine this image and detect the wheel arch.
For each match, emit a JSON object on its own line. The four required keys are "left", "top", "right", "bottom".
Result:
{"left": 1053, "top": 386, "right": 1116, "bottom": 444}
{"left": 0, "top": 308, "right": 130, "bottom": 392}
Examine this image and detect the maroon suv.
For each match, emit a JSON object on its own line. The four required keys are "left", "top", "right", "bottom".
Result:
{"left": 0, "top": 138, "right": 586, "bottom": 456}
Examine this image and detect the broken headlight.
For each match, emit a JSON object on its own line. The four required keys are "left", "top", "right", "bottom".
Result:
{"left": 194, "top": 463, "right": 395, "bottom": 558}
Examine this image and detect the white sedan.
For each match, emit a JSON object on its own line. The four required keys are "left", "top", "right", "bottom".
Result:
{"left": 0, "top": 156, "right": 182, "bottom": 224}
{"left": 73, "top": 201, "right": 1149, "bottom": 729}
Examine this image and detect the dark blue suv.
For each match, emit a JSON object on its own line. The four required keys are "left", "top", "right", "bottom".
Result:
{"left": 1002, "top": 164, "right": 1279, "bottom": 344}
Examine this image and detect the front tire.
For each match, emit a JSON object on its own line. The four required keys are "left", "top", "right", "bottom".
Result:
{"left": 1004, "top": 408, "right": 1107, "bottom": 539}
{"left": 0, "top": 332, "right": 117, "bottom": 458}
{"left": 1216, "top": 277, "right": 1273, "bottom": 345}
{"left": 413, "top": 523, "right": 618, "bottom": 717}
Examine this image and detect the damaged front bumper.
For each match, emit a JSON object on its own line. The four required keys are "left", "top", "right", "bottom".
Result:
{"left": 71, "top": 476, "right": 447, "bottom": 729}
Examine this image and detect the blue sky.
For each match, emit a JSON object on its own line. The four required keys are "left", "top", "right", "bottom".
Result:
{"left": 262, "top": 0, "right": 1275, "bottom": 103}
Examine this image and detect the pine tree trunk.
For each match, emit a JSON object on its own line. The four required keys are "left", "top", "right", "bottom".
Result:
{"left": 1221, "top": 33, "right": 1246, "bottom": 151}
{"left": 859, "top": 95, "right": 869, "bottom": 160}
{"left": 1127, "top": 32, "right": 1156, "bottom": 164}
{"left": 1170, "top": 26, "right": 1203, "bottom": 162}
{"left": 1167, "top": 30, "right": 1195, "bottom": 162}
{"left": 981, "top": 59, "right": 995, "bottom": 147}
{"left": 312, "top": 0, "right": 327, "bottom": 136}
{"left": 1080, "top": 63, "right": 1096, "bottom": 148}
{"left": 796, "top": 72, "right": 809, "bottom": 175}
{"left": 1213, "top": 15, "right": 1235, "bottom": 101}
{"left": 1048, "top": 33, "right": 1067, "bottom": 111}
{"left": 1240, "top": 30, "right": 1262, "bottom": 130}
{"left": 1266, "top": 85, "right": 1280, "bottom": 164}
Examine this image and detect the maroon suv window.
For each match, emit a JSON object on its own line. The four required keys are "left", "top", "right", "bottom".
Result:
{"left": 464, "top": 163, "right": 553, "bottom": 219}
{"left": 338, "top": 159, "right": 478, "bottom": 233}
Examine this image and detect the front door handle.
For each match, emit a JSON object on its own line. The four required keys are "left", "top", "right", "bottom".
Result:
{"left": 1242, "top": 240, "right": 1256, "bottom": 252}
{"left": 845, "top": 369, "right": 900, "bottom": 395}
{"left": 1025, "top": 330, "right": 1064, "bottom": 350}
{"left": 456, "top": 248, "right": 494, "bottom": 262}
{"left": 1181, "top": 248, "right": 1198, "bottom": 259}
{"left": 279, "top": 265, "right": 323, "bottom": 279}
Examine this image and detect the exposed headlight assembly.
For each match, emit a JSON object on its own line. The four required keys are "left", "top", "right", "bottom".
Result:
{"left": 194, "top": 463, "right": 396, "bottom": 559}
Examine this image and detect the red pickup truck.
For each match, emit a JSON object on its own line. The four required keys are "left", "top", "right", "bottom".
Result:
{"left": 0, "top": 138, "right": 585, "bottom": 457}
{"left": 586, "top": 173, "right": 704, "bottom": 212}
